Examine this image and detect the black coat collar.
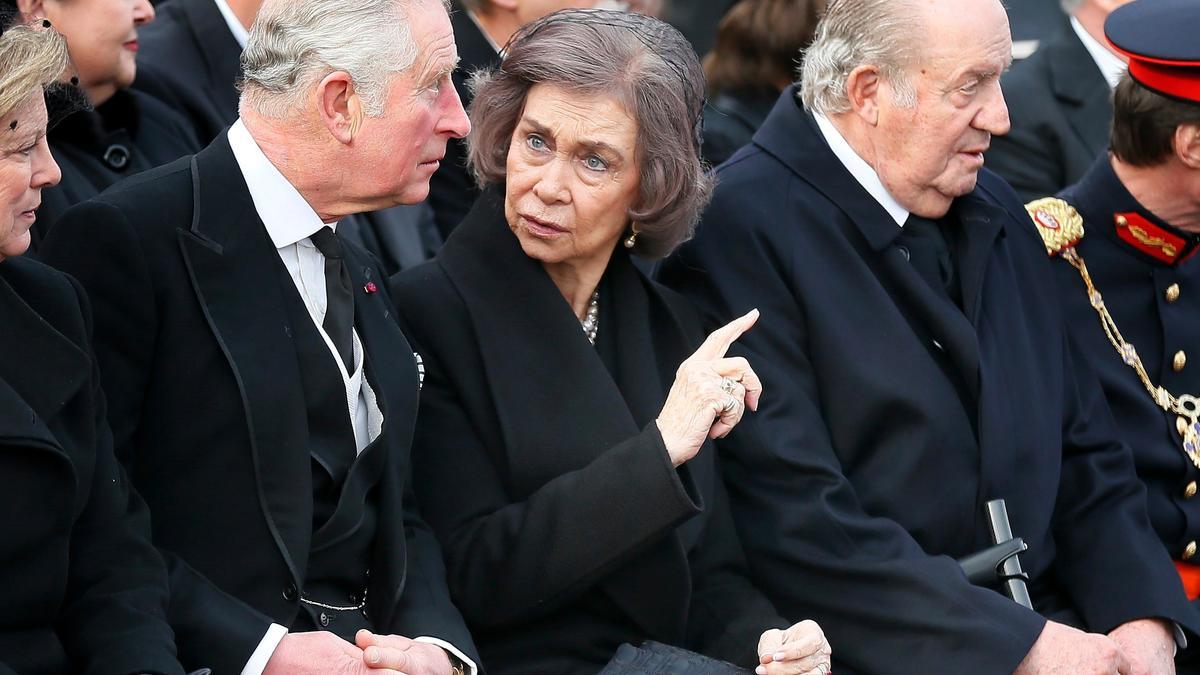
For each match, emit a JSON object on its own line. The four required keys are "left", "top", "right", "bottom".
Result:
{"left": 0, "top": 258, "right": 89, "bottom": 449}
{"left": 1044, "top": 28, "right": 1113, "bottom": 152}
{"left": 435, "top": 188, "right": 699, "bottom": 639}
{"left": 178, "top": 0, "right": 243, "bottom": 106}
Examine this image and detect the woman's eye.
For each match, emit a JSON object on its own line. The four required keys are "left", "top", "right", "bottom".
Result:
{"left": 584, "top": 155, "right": 607, "bottom": 171}
{"left": 527, "top": 134, "right": 546, "bottom": 151}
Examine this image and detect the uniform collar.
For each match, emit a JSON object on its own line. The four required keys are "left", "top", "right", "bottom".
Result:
{"left": 1069, "top": 155, "right": 1200, "bottom": 267}
{"left": 226, "top": 118, "right": 334, "bottom": 249}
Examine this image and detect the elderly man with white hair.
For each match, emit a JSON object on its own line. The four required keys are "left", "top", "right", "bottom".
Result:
{"left": 38, "top": 0, "right": 477, "bottom": 673}
{"left": 660, "top": 0, "right": 1197, "bottom": 671}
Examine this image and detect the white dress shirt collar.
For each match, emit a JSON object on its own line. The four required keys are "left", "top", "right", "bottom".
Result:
{"left": 226, "top": 119, "right": 334, "bottom": 248}
{"left": 813, "top": 111, "right": 910, "bottom": 227}
{"left": 1070, "top": 16, "right": 1126, "bottom": 90}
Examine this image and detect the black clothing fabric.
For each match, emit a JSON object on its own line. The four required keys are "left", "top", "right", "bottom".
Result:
{"left": 0, "top": 256, "right": 183, "bottom": 675}
{"left": 701, "top": 90, "right": 776, "bottom": 167}
{"left": 658, "top": 87, "right": 1196, "bottom": 674}
{"left": 38, "top": 135, "right": 476, "bottom": 673}
{"left": 390, "top": 190, "right": 787, "bottom": 675}
{"left": 427, "top": 3, "right": 500, "bottom": 239}
{"left": 1055, "top": 157, "right": 1200, "bottom": 624}
{"left": 135, "top": 0, "right": 241, "bottom": 146}
{"left": 34, "top": 88, "right": 201, "bottom": 249}
{"left": 986, "top": 27, "right": 1112, "bottom": 202}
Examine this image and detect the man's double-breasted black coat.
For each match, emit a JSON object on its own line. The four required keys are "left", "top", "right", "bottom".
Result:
{"left": 658, "top": 87, "right": 1196, "bottom": 674}
{"left": 0, "top": 256, "right": 183, "bottom": 674}
{"left": 38, "top": 135, "right": 474, "bottom": 673}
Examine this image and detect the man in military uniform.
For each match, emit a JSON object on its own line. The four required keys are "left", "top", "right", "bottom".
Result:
{"left": 1032, "top": 0, "right": 1200, "bottom": 640}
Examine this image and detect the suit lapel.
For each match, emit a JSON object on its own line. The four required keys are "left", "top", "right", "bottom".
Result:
{"left": 1047, "top": 31, "right": 1113, "bottom": 153}
{"left": 438, "top": 191, "right": 692, "bottom": 639}
{"left": 177, "top": 136, "right": 312, "bottom": 587}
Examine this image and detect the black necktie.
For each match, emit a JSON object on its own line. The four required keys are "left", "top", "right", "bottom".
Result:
{"left": 898, "top": 214, "right": 962, "bottom": 307}
{"left": 309, "top": 226, "right": 355, "bottom": 370}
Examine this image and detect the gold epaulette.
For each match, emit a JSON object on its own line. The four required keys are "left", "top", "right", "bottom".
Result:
{"left": 1024, "top": 197, "right": 1085, "bottom": 257}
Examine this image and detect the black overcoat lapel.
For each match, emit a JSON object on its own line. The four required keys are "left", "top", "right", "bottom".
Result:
{"left": 180, "top": 0, "right": 242, "bottom": 114}
{"left": 0, "top": 270, "right": 88, "bottom": 462}
{"left": 437, "top": 191, "right": 693, "bottom": 641}
{"left": 753, "top": 93, "right": 987, "bottom": 403}
{"left": 177, "top": 135, "right": 312, "bottom": 590}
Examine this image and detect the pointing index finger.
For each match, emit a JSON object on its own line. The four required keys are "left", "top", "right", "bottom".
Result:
{"left": 696, "top": 309, "right": 759, "bottom": 360}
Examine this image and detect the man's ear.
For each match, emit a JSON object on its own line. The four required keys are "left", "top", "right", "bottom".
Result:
{"left": 845, "top": 64, "right": 883, "bottom": 126}
{"left": 316, "top": 71, "right": 362, "bottom": 145}
{"left": 1175, "top": 123, "right": 1200, "bottom": 170}
{"left": 16, "top": 0, "right": 46, "bottom": 20}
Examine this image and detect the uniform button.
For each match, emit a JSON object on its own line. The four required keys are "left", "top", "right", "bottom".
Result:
{"left": 1166, "top": 283, "right": 1181, "bottom": 303}
{"left": 319, "top": 612, "right": 330, "bottom": 627}
{"left": 1185, "top": 541, "right": 1197, "bottom": 561}
{"left": 1116, "top": 215, "right": 1129, "bottom": 227}
{"left": 282, "top": 584, "right": 298, "bottom": 601}
{"left": 1185, "top": 481, "right": 1197, "bottom": 499}
{"left": 1175, "top": 350, "right": 1188, "bottom": 372}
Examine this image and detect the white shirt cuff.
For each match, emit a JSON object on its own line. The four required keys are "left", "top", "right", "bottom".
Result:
{"left": 414, "top": 636, "right": 478, "bottom": 675}
{"left": 241, "top": 623, "right": 289, "bottom": 675}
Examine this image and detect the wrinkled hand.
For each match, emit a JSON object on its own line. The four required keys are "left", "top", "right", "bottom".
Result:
{"left": 356, "top": 630, "right": 456, "bottom": 675}
{"left": 1109, "top": 619, "right": 1175, "bottom": 675}
{"left": 263, "top": 632, "right": 403, "bottom": 675}
{"left": 656, "top": 309, "right": 762, "bottom": 466}
{"left": 1014, "top": 620, "right": 1131, "bottom": 675}
{"left": 756, "top": 619, "right": 831, "bottom": 675}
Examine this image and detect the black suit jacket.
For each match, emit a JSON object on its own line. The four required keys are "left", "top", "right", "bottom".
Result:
{"left": 38, "top": 136, "right": 475, "bottom": 673}
{"left": 427, "top": 4, "right": 500, "bottom": 238}
{"left": 134, "top": 0, "right": 242, "bottom": 146}
{"left": 985, "top": 27, "right": 1112, "bottom": 202}
{"left": 0, "top": 256, "right": 183, "bottom": 675}
{"left": 1054, "top": 158, "right": 1200, "bottom": 616}
{"left": 34, "top": 88, "right": 201, "bottom": 249}
{"left": 390, "top": 191, "right": 786, "bottom": 674}
{"left": 658, "top": 88, "right": 1195, "bottom": 674}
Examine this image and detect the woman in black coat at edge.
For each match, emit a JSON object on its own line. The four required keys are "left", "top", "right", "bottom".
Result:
{"left": 390, "top": 10, "right": 831, "bottom": 675}
{"left": 6, "top": 0, "right": 200, "bottom": 250}
{"left": 0, "top": 19, "right": 184, "bottom": 675}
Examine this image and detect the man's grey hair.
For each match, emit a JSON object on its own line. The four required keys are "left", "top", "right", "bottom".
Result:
{"left": 799, "top": 0, "right": 919, "bottom": 114}
{"left": 467, "top": 9, "right": 713, "bottom": 260}
{"left": 240, "top": 0, "right": 447, "bottom": 118}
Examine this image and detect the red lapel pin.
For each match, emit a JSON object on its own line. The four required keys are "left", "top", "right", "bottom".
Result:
{"left": 364, "top": 281, "right": 378, "bottom": 294}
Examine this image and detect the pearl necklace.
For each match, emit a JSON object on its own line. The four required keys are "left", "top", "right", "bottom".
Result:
{"left": 581, "top": 290, "right": 600, "bottom": 345}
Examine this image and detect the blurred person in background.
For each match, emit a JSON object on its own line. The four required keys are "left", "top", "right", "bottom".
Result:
{"left": 701, "top": 0, "right": 825, "bottom": 166}
{"left": 985, "top": 0, "right": 1132, "bottom": 202}
{"left": 6, "top": 0, "right": 201, "bottom": 248}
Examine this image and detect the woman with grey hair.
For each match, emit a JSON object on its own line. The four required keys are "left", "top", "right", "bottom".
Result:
{"left": 391, "top": 9, "right": 830, "bottom": 675}
{"left": 0, "top": 17, "right": 185, "bottom": 675}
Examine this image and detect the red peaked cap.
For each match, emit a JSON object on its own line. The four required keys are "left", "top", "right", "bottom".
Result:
{"left": 1105, "top": 0, "right": 1200, "bottom": 104}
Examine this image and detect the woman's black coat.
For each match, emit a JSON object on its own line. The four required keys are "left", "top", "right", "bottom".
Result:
{"left": 32, "top": 87, "right": 200, "bottom": 249}
{"left": 0, "top": 256, "right": 182, "bottom": 674}
{"left": 390, "top": 191, "right": 785, "bottom": 675}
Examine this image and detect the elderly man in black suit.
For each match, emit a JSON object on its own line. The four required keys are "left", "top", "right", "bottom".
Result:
{"left": 39, "top": 0, "right": 478, "bottom": 673}
{"left": 985, "top": 0, "right": 1131, "bottom": 202}
{"left": 660, "top": 0, "right": 1196, "bottom": 672}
